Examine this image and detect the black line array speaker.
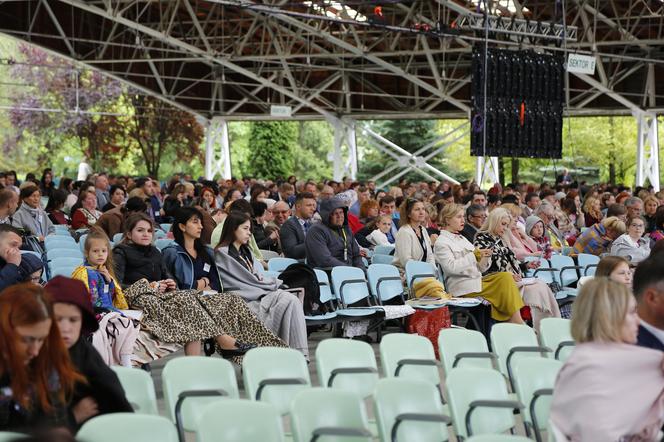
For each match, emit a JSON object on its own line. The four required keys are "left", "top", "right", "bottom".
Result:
{"left": 470, "top": 46, "right": 565, "bottom": 159}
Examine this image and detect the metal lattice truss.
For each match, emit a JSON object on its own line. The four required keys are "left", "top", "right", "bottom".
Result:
{"left": 0, "top": 0, "right": 662, "bottom": 184}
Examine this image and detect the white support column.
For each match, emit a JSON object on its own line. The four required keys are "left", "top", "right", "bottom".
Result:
{"left": 635, "top": 112, "right": 660, "bottom": 191}
{"left": 204, "top": 117, "right": 232, "bottom": 180}
{"left": 475, "top": 156, "right": 500, "bottom": 189}
{"left": 330, "top": 117, "right": 358, "bottom": 181}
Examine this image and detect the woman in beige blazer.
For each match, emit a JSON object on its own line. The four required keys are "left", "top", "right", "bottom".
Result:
{"left": 393, "top": 198, "right": 436, "bottom": 269}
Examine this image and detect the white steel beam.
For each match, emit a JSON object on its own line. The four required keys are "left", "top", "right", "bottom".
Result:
{"left": 475, "top": 156, "right": 500, "bottom": 189}
{"left": 635, "top": 112, "right": 660, "bottom": 191}
{"left": 205, "top": 117, "right": 232, "bottom": 180}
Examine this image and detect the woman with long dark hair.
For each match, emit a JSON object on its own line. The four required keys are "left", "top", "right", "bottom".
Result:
{"left": 214, "top": 211, "right": 309, "bottom": 358}
{"left": 45, "top": 189, "right": 69, "bottom": 225}
{"left": 0, "top": 283, "right": 84, "bottom": 433}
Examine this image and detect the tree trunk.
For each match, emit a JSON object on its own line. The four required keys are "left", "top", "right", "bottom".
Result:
{"left": 511, "top": 157, "right": 520, "bottom": 184}
{"left": 498, "top": 157, "right": 505, "bottom": 185}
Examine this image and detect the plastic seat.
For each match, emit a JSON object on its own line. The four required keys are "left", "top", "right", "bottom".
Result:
{"left": 45, "top": 235, "right": 76, "bottom": 246}
{"left": 160, "top": 223, "right": 173, "bottom": 232}
{"left": 162, "top": 356, "right": 239, "bottom": 440}
{"left": 330, "top": 266, "right": 382, "bottom": 318}
{"left": 490, "top": 324, "right": 551, "bottom": 389}
{"left": 404, "top": 260, "right": 438, "bottom": 293}
{"left": 78, "top": 413, "right": 177, "bottom": 442}
{"left": 155, "top": 238, "right": 175, "bottom": 251}
{"left": 47, "top": 248, "right": 83, "bottom": 260}
{"left": 48, "top": 257, "right": 83, "bottom": 270}
{"left": 0, "top": 432, "right": 26, "bottom": 442}
{"left": 290, "top": 388, "right": 372, "bottom": 442}
{"left": 374, "top": 378, "right": 450, "bottom": 442}
{"left": 111, "top": 366, "right": 159, "bottom": 415}
{"left": 445, "top": 368, "right": 524, "bottom": 439}
{"left": 379, "top": 333, "right": 440, "bottom": 388}
{"left": 79, "top": 234, "right": 88, "bottom": 252}
{"left": 438, "top": 328, "right": 496, "bottom": 377}
{"left": 371, "top": 254, "right": 394, "bottom": 265}
{"left": 196, "top": 399, "right": 284, "bottom": 442}
{"left": 368, "top": 264, "right": 406, "bottom": 304}
{"left": 44, "top": 240, "right": 78, "bottom": 252}
{"left": 306, "top": 269, "right": 338, "bottom": 322}
{"left": 154, "top": 229, "right": 167, "bottom": 239}
{"left": 577, "top": 253, "right": 600, "bottom": 276}
{"left": 316, "top": 338, "right": 379, "bottom": 399}
{"left": 374, "top": 244, "right": 395, "bottom": 256}
{"left": 512, "top": 357, "right": 562, "bottom": 442}
{"left": 466, "top": 436, "right": 533, "bottom": 442}
{"left": 267, "top": 257, "right": 298, "bottom": 273}
{"left": 242, "top": 347, "right": 310, "bottom": 415}
{"left": 539, "top": 318, "right": 575, "bottom": 361}
{"left": 528, "top": 257, "right": 555, "bottom": 284}
{"left": 113, "top": 232, "right": 124, "bottom": 244}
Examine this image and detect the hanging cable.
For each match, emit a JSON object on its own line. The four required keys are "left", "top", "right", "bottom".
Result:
{"left": 479, "top": 0, "right": 490, "bottom": 184}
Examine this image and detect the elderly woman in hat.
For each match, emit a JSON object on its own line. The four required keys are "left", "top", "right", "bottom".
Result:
{"left": 45, "top": 276, "right": 133, "bottom": 428}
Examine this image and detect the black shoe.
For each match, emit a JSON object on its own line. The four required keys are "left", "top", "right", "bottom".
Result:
{"left": 219, "top": 341, "right": 256, "bottom": 358}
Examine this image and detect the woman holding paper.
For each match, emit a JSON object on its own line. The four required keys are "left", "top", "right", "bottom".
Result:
{"left": 473, "top": 208, "right": 560, "bottom": 330}
{"left": 434, "top": 204, "right": 525, "bottom": 324}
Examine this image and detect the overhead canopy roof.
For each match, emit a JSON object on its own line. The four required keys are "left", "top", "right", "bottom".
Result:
{"left": 0, "top": 0, "right": 663, "bottom": 120}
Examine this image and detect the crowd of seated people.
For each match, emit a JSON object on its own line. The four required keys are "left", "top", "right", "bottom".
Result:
{"left": 0, "top": 168, "right": 663, "bottom": 438}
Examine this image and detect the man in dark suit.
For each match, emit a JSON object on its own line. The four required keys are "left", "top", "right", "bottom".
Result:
{"left": 280, "top": 192, "right": 317, "bottom": 260}
{"left": 461, "top": 204, "right": 486, "bottom": 244}
{"left": 633, "top": 252, "right": 664, "bottom": 351}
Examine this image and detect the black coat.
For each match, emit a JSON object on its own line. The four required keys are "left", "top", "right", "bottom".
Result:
{"left": 113, "top": 243, "right": 174, "bottom": 287}
{"left": 68, "top": 338, "right": 133, "bottom": 428}
{"left": 636, "top": 324, "right": 664, "bottom": 352}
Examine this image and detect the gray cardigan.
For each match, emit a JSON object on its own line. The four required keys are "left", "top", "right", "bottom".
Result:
{"left": 11, "top": 204, "right": 55, "bottom": 237}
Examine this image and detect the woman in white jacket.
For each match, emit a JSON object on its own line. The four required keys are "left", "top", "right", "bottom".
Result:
{"left": 610, "top": 215, "right": 650, "bottom": 264}
{"left": 393, "top": 198, "right": 435, "bottom": 269}
{"left": 434, "top": 203, "right": 525, "bottom": 324}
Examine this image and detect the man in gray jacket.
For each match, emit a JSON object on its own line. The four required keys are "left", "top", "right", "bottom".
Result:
{"left": 305, "top": 196, "right": 364, "bottom": 269}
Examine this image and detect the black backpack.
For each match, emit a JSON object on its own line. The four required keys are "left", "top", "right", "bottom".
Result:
{"left": 278, "top": 262, "right": 325, "bottom": 316}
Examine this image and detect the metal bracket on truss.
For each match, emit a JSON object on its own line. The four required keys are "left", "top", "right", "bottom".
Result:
{"left": 475, "top": 156, "right": 500, "bottom": 190}
{"left": 329, "top": 117, "right": 358, "bottom": 181}
{"left": 454, "top": 12, "right": 578, "bottom": 41}
{"left": 204, "top": 116, "right": 232, "bottom": 180}
{"left": 635, "top": 112, "right": 660, "bottom": 191}
{"left": 363, "top": 123, "right": 466, "bottom": 188}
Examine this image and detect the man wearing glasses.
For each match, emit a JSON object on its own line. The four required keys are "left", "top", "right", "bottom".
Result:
{"left": 461, "top": 204, "right": 487, "bottom": 243}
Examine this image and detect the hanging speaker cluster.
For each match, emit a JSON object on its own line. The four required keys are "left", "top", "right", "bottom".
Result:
{"left": 470, "top": 47, "right": 565, "bottom": 159}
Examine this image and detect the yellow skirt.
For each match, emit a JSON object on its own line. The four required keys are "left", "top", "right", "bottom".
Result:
{"left": 465, "top": 272, "right": 524, "bottom": 322}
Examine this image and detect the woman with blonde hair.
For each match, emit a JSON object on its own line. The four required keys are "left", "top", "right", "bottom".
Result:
{"left": 434, "top": 204, "right": 525, "bottom": 324}
{"left": 550, "top": 278, "right": 664, "bottom": 440}
{"left": 583, "top": 196, "right": 603, "bottom": 227}
{"left": 474, "top": 208, "right": 560, "bottom": 330}
{"left": 643, "top": 194, "right": 659, "bottom": 233}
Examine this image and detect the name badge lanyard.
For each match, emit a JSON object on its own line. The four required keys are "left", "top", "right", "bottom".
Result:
{"left": 340, "top": 228, "right": 348, "bottom": 262}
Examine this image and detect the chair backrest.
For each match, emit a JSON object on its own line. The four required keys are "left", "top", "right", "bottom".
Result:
{"left": 531, "top": 257, "right": 554, "bottom": 284}
{"left": 155, "top": 238, "right": 175, "bottom": 251}
{"left": 261, "top": 250, "right": 281, "bottom": 260}
{"left": 290, "top": 388, "right": 371, "bottom": 442}
{"left": 48, "top": 257, "right": 83, "bottom": 273}
{"left": 113, "top": 232, "right": 124, "bottom": 244}
{"left": 154, "top": 229, "right": 167, "bottom": 239}
{"left": 267, "top": 257, "right": 298, "bottom": 273}
{"left": 438, "top": 328, "right": 494, "bottom": 376}
{"left": 577, "top": 253, "right": 600, "bottom": 276}
{"left": 111, "top": 366, "right": 159, "bottom": 415}
{"left": 512, "top": 357, "right": 562, "bottom": 435}
{"left": 539, "top": 318, "right": 575, "bottom": 361}
{"left": 314, "top": 268, "right": 334, "bottom": 303}
{"left": 242, "top": 347, "right": 311, "bottom": 415}
{"left": 331, "top": 266, "right": 371, "bottom": 306}
{"left": 465, "top": 435, "right": 533, "bottom": 442}
{"left": 0, "top": 432, "right": 26, "bottom": 442}
{"left": 371, "top": 254, "right": 394, "bottom": 265}
{"left": 78, "top": 413, "right": 178, "bottom": 442}
{"left": 445, "top": 368, "right": 516, "bottom": 439}
{"left": 374, "top": 378, "right": 449, "bottom": 442}
{"left": 405, "top": 260, "right": 437, "bottom": 290}
{"left": 45, "top": 235, "right": 76, "bottom": 245}
{"left": 490, "top": 324, "right": 546, "bottom": 380}
{"left": 379, "top": 333, "right": 440, "bottom": 386}
{"left": 160, "top": 223, "right": 173, "bottom": 232}
{"left": 549, "top": 254, "right": 578, "bottom": 287}
{"left": 162, "top": 356, "right": 239, "bottom": 430}
{"left": 374, "top": 244, "right": 395, "bottom": 256}
{"left": 315, "top": 338, "right": 379, "bottom": 399}
{"left": 367, "top": 263, "right": 405, "bottom": 303}
{"left": 47, "top": 249, "right": 84, "bottom": 260}
{"left": 197, "top": 399, "right": 284, "bottom": 442}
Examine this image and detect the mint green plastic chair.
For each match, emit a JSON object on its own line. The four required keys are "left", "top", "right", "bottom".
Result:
{"left": 445, "top": 368, "right": 524, "bottom": 439}
{"left": 539, "top": 318, "right": 575, "bottom": 361}
{"left": 512, "top": 357, "right": 562, "bottom": 442}
{"left": 196, "top": 399, "right": 284, "bottom": 442}
{"left": 111, "top": 366, "right": 159, "bottom": 415}
{"left": 242, "top": 347, "right": 310, "bottom": 415}
{"left": 466, "top": 436, "right": 533, "bottom": 442}
{"left": 316, "top": 338, "right": 379, "bottom": 399}
{"left": 78, "top": 413, "right": 178, "bottom": 442}
{"left": 489, "top": 323, "right": 551, "bottom": 388}
{"left": 0, "top": 432, "right": 26, "bottom": 442}
{"left": 379, "top": 333, "right": 441, "bottom": 388}
{"left": 374, "top": 378, "right": 451, "bottom": 442}
{"left": 438, "top": 328, "right": 496, "bottom": 376}
{"left": 162, "top": 356, "right": 239, "bottom": 441}
{"left": 291, "top": 388, "right": 372, "bottom": 442}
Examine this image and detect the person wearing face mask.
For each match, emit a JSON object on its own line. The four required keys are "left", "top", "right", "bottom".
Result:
{"left": 549, "top": 278, "right": 664, "bottom": 441}
{"left": 46, "top": 276, "right": 133, "bottom": 429}
{"left": 0, "top": 283, "right": 84, "bottom": 434}
{"left": 473, "top": 208, "right": 560, "bottom": 330}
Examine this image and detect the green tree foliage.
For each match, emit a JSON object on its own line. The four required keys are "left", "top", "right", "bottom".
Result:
{"left": 246, "top": 121, "right": 297, "bottom": 180}
{"left": 294, "top": 121, "right": 333, "bottom": 181}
